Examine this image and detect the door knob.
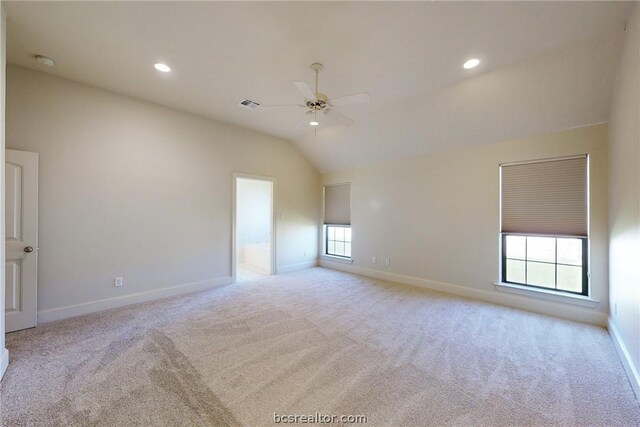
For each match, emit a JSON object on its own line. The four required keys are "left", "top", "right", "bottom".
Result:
{"left": 24, "top": 246, "right": 34, "bottom": 253}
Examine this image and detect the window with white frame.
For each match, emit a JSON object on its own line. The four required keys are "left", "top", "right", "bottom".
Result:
{"left": 326, "top": 225, "right": 352, "bottom": 258}
{"left": 500, "top": 156, "right": 589, "bottom": 296}
{"left": 324, "top": 183, "right": 351, "bottom": 259}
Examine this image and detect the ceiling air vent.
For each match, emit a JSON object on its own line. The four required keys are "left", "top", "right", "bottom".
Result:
{"left": 239, "top": 99, "right": 261, "bottom": 110}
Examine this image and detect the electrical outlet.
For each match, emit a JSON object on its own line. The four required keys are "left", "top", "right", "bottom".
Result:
{"left": 304, "top": 251, "right": 307, "bottom": 258}
{"left": 385, "top": 258, "right": 390, "bottom": 266}
{"left": 614, "top": 302, "right": 618, "bottom": 315}
{"left": 114, "top": 277, "right": 123, "bottom": 287}
{"left": 372, "top": 256, "right": 377, "bottom": 264}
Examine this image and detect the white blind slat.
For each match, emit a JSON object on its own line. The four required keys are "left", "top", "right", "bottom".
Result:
{"left": 324, "top": 183, "right": 351, "bottom": 225}
{"left": 501, "top": 157, "right": 588, "bottom": 237}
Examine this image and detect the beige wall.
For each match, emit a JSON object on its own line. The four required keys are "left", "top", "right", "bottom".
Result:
{"left": 5, "top": 65, "right": 320, "bottom": 317}
{"left": 608, "top": 4, "right": 640, "bottom": 394}
{"left": 322, "top": 124, "right": 609, "bottom": 325}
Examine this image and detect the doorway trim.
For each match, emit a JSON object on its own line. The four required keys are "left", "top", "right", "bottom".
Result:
{"left": 231, "top": 172, "right": 277, "bottom": 282}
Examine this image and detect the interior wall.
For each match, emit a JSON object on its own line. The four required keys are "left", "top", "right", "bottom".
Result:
{"left": 608, "top": 4, "right": 640, "bottom": 395}
{"left": 322, "top": 124, "right": 609, "bottom": 325}
{"left": 5, "top": 65, "right": 320, "bottom": 318}
{"left": 236, "top": 178, "right": 272, "bottom": 274}
{"left": 1, "top": 4, "right": 8, "bottom": 380}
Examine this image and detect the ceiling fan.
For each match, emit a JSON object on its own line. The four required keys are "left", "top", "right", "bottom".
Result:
{"left": 260, "top": 63, "right": 370, "bottom": 131}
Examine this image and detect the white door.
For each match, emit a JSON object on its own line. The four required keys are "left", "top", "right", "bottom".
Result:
{"left": 5, "top": 149, "right": 38, "bottom": 332}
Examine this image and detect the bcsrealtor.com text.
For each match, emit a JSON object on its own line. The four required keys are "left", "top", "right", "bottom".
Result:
{"left": 273, "top": 412, "right": 367, "bottom": 424}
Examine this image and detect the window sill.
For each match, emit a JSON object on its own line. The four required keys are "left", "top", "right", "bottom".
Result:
{"left": 493, "top": 282, "right": 600, "bottom": 308}
{"left": 321, "top": 254, "right": 354, "bottom": 264}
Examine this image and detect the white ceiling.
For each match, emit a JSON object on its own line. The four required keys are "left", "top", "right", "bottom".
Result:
{"left": 4, "top": 1, "right": 632, "bottom": 172}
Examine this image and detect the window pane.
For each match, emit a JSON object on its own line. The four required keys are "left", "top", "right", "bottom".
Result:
{"left": 526, "top": 261, "right": 555, "bottom": 288}
{"left": 557, "top": 265, "right": 582, "bottom": 293}
{"left": 505, "top": 235, "right": 526, "bottom": 260}
{"left": 506, "top": 259, "right": 525, "bottom": 283}
{"left": 557, "top": 238, "right": 582, "bottom": 266}
{"left": 527, "top": 237, "right": 556, "bottom": 263}
{"left": 326, "top": 226, "right": 352, "bottom": 258}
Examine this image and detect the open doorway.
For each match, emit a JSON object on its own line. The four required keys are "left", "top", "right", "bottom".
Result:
{"left": 233, "top": 174, "right": 275, "bottom": 283}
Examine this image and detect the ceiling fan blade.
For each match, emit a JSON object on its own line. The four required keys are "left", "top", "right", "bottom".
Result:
{"left": 260, "top": 104, "right": 307, "bottom": 109}
{"left": 329, "top": 92, "right": 370, "bottom": 107}
{"left": 293, "top": 81, "right": 317, "bottom": 100}
{"left": 295, "top": 111, "right": 313, "bottom": 129}
{"left": 324, "top": 109, "right": 354, "bottom": 127}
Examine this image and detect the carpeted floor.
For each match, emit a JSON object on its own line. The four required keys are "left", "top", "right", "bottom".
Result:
{"left": 1, "top": 267, "right": 638, "bottom": 426}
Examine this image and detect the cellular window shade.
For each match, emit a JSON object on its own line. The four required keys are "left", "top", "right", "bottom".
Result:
{"left": 324, "top": 183, "right": 351, "bottom": 225}
{"left": 501, "top": 157, "right": 588, "bottom": 237}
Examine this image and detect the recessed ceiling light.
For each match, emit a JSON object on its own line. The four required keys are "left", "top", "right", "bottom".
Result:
{"left": 309, "top": 121, "right": 319, "bottom": 126}
{"left": 463, "top": 58, "right": 480, "bottom": 69}
{"left": 154, "top": 63, "right": 171, "bottom": 73}
{"left": 35, "top": 55, "right": 55, "bottom": 67}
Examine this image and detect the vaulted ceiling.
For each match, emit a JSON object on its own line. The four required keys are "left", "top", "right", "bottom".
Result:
{"left": 4, "top": 2, "right": 632, "bottom": 172}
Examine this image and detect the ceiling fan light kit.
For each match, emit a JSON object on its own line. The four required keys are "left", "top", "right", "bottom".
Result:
{"left": 256, "top": 62, "right": 370, "bottom": 133}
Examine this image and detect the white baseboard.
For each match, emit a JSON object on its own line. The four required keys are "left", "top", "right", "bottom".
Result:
{"left": 608, "top": 317, "right": 640, "bottom": 399}
{"left": 320, "top": 260, "right": 607, "bottom": 326}
{"left": 0, "top": 348, "right": 8, "bottom": 381}
{"left": 278, "top": 259, "right": 318, "bottom": 274}
{"left": 37, "top": 276, "right": 233, "bottom": 323}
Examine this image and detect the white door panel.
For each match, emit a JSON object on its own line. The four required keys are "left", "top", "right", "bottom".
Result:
{"left": 5, "top": 149, "right": 38, "bottom": 332}
{"left": 5, "top": 260, "right": 21, "bottom": 312}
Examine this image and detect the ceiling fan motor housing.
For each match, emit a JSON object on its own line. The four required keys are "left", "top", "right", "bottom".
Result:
{"left": 306, "top": 93, "right": 330, "bottom": 111}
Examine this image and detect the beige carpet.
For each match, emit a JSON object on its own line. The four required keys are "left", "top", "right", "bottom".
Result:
{"left": 1, "top": 267, "right": 638, "bottom": 426}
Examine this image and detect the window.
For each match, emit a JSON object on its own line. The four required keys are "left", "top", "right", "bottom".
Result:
{"left": 500, "top": 156, "right": 589, "bottom": 296}
{"left": 325, "top": 225, "right": 352, "bottom": 258}
{"left": 502, "top": 235, "right": 587, "bottom": 294}
{"left": 324, "top": 183, "right": 351, "bottom": 259}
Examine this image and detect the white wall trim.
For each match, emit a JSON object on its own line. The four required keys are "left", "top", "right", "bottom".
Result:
{"left": 0, "top": 348, "right": 8, "bottom": 381}
{"left": 0, "top": 4, "right": 7, "bottom": 384}
{"left": 608, "top": 317, "right": 640, "bottom": 399}
{"left": 37, "top": 276, "right": 233, "bottom": 323}
{"left": 320, "top": 259, "right": 607, "bottom": 326}
{"left": 494, "top": 282, "right": 600, "bottom": 308}
{"left": 320, "top": 254, "right": 354, "bottom": 264}
{"left": 278, "top": 260, "right": 318, "bottom": 274}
